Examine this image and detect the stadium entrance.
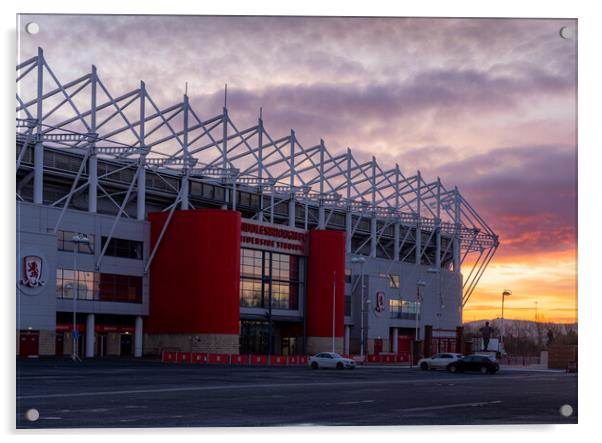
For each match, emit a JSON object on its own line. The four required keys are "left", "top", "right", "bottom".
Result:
{"left": 239, "top": 320, "right": 304, "bottom": 356}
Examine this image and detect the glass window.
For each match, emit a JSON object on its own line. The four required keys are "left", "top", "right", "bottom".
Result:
{"left": 379, "top": 273, "right": 400, "bottom": 288}
{"left": 344, "top": 268, "right": 352, "bottom": 284}
{"left": 344, "top": 295, "right": 352, "bottom": 316}
{"left": 101, "top": 236, "right": 144, "bottom": 260}
{"left": 202, "top": 183, "right": 214, "bottom": 199}
{"left": 390, "top": 299, "right": 420, "bottom": 320}
{"left": 239, "top": 248, "right": 304, "bottom": 311}
{"left": 55, "top": 268, "right": 142, "bottom": 303}
{"left": 49, "top": 230, "right": 95, "bottom": 254}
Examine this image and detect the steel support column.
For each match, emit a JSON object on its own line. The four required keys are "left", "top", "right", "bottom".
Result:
{"left": 453, "top": 186, "right": 461, "bottom": 273}
{"left": 370, "top": 157, "right": 377, "bottom": 258}
{"left": 181, "top": 93, "right": 190, "bottom": 210}
{"left": 288, "top": 129, "right": 295, "bottom": 227}
{"left": 370, "top": 215, "right": 377, "bottom": 258}
{"left": 415, "top": 171, "right": 422, "bottom": 265}
{"left": 85, "top": 314, "right": 95, "bottom": 358}
{"left": 345, "top": 210, "right": 352, "bottom": 253}
{"left": 33, "top": 48, "right": 44, "bottom": 205}
{"left": 88, "top": 65, "right": 98, "bottom": 213}
{"left": 135, "top": 316, "right": 143, "bottom": 357}
{"left": 137, "top": 81, "right": 146, "bottom": 220}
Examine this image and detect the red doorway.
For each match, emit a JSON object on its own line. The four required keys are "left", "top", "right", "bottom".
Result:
{"left": 55, "top": 332, "right": 64, "bottom": 356}
{"left": 398, "top": 335, "right": 412, "bottom": 354}
{"left": 19, "top": 330, "right": 39, "bottom": 358}
{"left": 374, "top": 338, "right": 383, "bottom": 355}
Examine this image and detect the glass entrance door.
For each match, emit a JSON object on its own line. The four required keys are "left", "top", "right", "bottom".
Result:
{"left": 239, "top": 320, "right": 269, "bottom": 355}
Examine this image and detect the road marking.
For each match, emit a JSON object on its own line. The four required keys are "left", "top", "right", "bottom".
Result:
{"left": 336, "top": 400, "right": 374, "bottom": 405}
{"left": 16, "top": 373, "right": 563, "bottom": 400}
{"left": 397, "top": 400, "right": 502, "bottom": 413}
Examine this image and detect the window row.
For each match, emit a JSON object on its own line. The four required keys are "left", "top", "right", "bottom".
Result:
{"left": 56, "top": 269, "right": 142, "bottom": 303}
{"left": 240, "top": 278, "right": 300, "bottom": 310}
{"left": 50, "top": 230, "right": 95, "bottom": 254}
{"left": 240, "top": 249, "right": 302, "bottom": 282}
{"left": 101, "top": 236, "right": 144, "bottom": 260}
{"left": 389, "top": 299, "right": 420, "bottom": 320}
{"left": 343, "top": 270, "right": 400, "bottom": 289}
{"left": 49, "top": 230, "right": 144, "bottom": 260}
{"left": 379, "top": 273, "right": 400, "bottom": 289}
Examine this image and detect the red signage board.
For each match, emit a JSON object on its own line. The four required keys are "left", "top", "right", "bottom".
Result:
{"left": 241, "top": 220, "right": 308, "bottom": 255}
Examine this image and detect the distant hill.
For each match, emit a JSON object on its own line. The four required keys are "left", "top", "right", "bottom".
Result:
{"left": 463, "top": 318, "right": 577, "bottom": 340}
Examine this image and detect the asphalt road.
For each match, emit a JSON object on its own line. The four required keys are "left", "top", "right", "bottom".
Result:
{"left": 16, "top": 358, "right": 577, "bottom": 428}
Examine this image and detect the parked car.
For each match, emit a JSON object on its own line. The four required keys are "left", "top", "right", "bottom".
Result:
{"left": 418, "top": 353, "right": 464, "bottom": 370}
{"left": 309, "top": 352, "right": 356, "bottom": 369}
{"left": 446, "top": 354, "right": 500, "bottom": 374}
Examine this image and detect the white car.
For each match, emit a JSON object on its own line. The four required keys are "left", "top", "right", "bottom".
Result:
{"left": 309, "top": 352, "right": 356, "bottom": 369}
{"left": 418, "top": 353, "right": 464, "bottom": 370}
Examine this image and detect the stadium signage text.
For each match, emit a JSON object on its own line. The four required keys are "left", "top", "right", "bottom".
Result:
{"left": 241, "top": 221, "right": 308, "bottom": 255}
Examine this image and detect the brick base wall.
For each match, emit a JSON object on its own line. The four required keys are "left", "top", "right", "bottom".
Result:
{"left": 306, "top": 336, "right": 344, "bottom": 355}
{"left": 39, "top": 330, "right": 55, "bottom": 356}
{"left": 107, "top": 333, "right": 121, "bottom": 356}
{"left": 144, "top": 333, "right": 239, "bottom": 355}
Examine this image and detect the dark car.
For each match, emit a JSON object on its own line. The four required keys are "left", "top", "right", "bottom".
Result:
{"left": 446, "top": 354, "right": 500, "bottom": 374}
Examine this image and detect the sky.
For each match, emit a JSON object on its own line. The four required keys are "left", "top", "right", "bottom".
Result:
{"left": 18, "top": 15, "right": 578, "bottom": 323}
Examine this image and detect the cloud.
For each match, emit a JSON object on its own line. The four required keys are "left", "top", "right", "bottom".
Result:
{"left": 434, "top": 144, "right": 576, "bottom": 257}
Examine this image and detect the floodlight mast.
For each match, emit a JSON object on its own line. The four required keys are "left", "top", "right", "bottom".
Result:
{"left": 15, "top": 48, "right": 499, "bottom": 304}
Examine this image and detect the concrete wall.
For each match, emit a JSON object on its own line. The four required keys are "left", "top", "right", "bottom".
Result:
{"left": 345, "top": 255, "right": 463, "bottom": 352}
{"left": 16, "top": 201, "right": 149, "bottom": 356}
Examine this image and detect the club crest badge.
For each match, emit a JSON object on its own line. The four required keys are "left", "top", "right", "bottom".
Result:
{"left": 21, "top": 255, "right": 45, "bottom": 288}
{"left": 374, "top": 291, "right": 385, "bottom": 316}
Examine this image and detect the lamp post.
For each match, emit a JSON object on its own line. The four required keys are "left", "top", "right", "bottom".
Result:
{"left": 71, "top": 233, "right": 90, "bottom": 362}
{"left": 332, "top": 271, "right": 336, "bottom": 353}
{"left": 351, "top": 256, "right": 367, "bottom": 359}
{"left": 427, "top": 268, "right": 442, "bottom": 330}
{"left": 501, "top": 289, "right": 512, "bottom": 350}
{"left": 410, "top": 280, "right": 426, "bottom": 367}
{"left": 415, "top": 280, "right": 427, "bottom": 340}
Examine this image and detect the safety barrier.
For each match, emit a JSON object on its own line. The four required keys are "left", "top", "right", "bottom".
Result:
{"left": 192, "top": 352, "right": 208, "bottom": 364}
{"left": 177, "top": 351, "right": 191, "bottom": 363}
{"left": 162, "top": 351, "right": 177, "bottom": 362}
{"left": 230, "top": 354, "right": 249, "bottom": 365}
{"left": 162, "top": 351, "right": 409, "bottom": 366}
{"left": 249, "top": 354, "right": 268, "bottom": 365}
{"left": 270, "top": 355, "right": 287, "bottom": 365}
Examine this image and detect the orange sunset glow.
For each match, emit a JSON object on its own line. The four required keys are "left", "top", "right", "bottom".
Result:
{"left": 464, "top": 249, "right": 577, "bottom": 324}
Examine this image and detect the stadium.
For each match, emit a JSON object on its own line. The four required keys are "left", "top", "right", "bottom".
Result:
{"left": 16, "top": 48, "right": 499, "bottom": 361}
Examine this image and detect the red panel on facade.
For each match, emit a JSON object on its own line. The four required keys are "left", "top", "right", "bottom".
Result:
{"left": 146, "top": 209, "right": 241, "bottom": 335}
{"left": 306, "top": 229, "right": 345, "bottom": 338}
{"left": 230, "top": 354, "right": 249, "bottom": 365}
{"left": 207, "top": 353, "right": 229, "bottom": 364}
{"left": 177, "top": 352, "right": 191, "bottom": 363}
{"left": 270, "top": 355, "right": 287, "bottom": 365}
{"left": 249, "top": 355, "right": 268, "bottom": 365}
{"left": 192, "top": 352, "right": 208, "bottom": 364}
{"left": 162, "top": 351, "right": 177, "bottom": 362}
